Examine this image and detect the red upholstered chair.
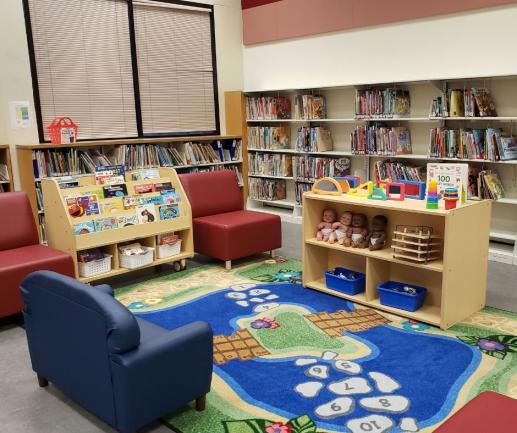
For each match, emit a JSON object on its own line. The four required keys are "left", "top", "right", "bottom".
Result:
{"left": 179, "top": 171, "right": 281, "bottom": 269}
{"left": 0, "top": 192, "right": 75, "bottom": 317}
{"left": 433, "top": 391, "right": 516, "bottom": 433}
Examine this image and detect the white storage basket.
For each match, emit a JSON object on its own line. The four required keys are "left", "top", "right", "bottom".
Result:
{"left": 119, "top": 247, "right": 154, "bottom": 269}
{"left": 78, "top": 255, "right": 112, "bottom": 277}
{"left": 157, "top": 240, "right": 182, "bottom": 259}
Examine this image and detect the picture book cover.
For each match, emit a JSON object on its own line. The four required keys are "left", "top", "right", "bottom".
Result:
{"left": 394, "top": 90, "right": 410, "bottom": 116}
{"left": 101, "top": 197, "right": 124, "bottom": 214}
{"left": 131, "top": 168, "right": 160, "bottom": 180}
{"left": 157, "top": 232, "right": 179, "bottom": 245}
{"left": 484, "top": 173, "right": 505, "bottom": 200}
{"left": 498, "top": 136, "right": 517, "bottom": 160}
{"left": 142, "top": 194, "right": 166, "bottom": 206}
{"left": 159, "top": 203, "right": 180, "bottom": 220}
{"left": 427, "top": 163, "right": 468, "bottom": 203}
{"left": 66, "top": 194, "right": 100, "bottom": 218}
{"left": 117, "top": 213, "right": 139, "bottom": 227}
{"left": 394, "top": 127, "right": 412, "bottom": 154}
{"left": 103, "top": 184, "right": 128, "bottom": 198}
{"left": 472, "top": 87, "right": 497, "bottom": 117}
{"left": 123, "top": 194, "right": 146, "bottom": 208}
{"left": 449, "top": 89, "right": 465, "bottom": 117}
{"left": 468, "top": 166, "right": 481, "bottom": 199}
{"left": 73, "top": 220, "right": 96, "bottom": 235}
{"left": 160, "top": 189, "right": 180, "bottom": 204}
{"left": 312, "top": 96, "right": 327, "bottom": 119}
{"left": 94, "top": 216, "right": 119, "bottom": 232}
{"left": 134, "top": 183, "right": 155, "bottom": 194}
{"left": 95, "top": 165, "right": 126, "bottom": 185}
{"left": 136, "top": 204, "right": 157, "bottom": 224}
{"left": 154, "top": 182, "right": 173, "bottom": 192}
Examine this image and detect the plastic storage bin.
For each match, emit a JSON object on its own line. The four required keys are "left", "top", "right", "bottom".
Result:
{"left": 119, "top": 247, "right": 154, "bottom": 269}
{"left": 324, "top": 267, "right": 366, "bottom": 295}
{"left": 377, "top": 281, "right": 427, "bottom": 312}
{"left": 78, "top": 255, "right": 112, "bottom": 278}
{"left": 157, "top": 240, "right": 182, "bottom": 259}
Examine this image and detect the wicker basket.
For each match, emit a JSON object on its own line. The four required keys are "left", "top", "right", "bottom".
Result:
{"left": 119, "top": 247, "right": 154, "bottom": 269}
{"left": 78, "top": 255, "right": 112, "bottom": 277}
{"left": 157, "top": 240, "right": 182, "bottom": 259}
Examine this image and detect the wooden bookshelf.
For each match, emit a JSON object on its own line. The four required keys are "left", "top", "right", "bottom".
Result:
{"left": 41, "top": 167, "right": 193, "bottom": 283}
{"left": 0, "top": 145, "right": 14, "bottom": 193}
{"left": 302, "top": 192, "right": 491, "bottom": 329}
{"left": 16, "top": 135, "right": 242, "bottom": 243}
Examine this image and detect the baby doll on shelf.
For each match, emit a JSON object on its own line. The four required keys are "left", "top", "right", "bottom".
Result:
{"left": 344, "top": 213, "right": 369, "bottom": 248}
{"left": 369, "top": 215, "right": 388, "bottom": 251}
{"left": 316, "top": 208, "right": 337, "bottom": 242}
{"left": 329, "top": 211, "right": 353, "bottom": 245}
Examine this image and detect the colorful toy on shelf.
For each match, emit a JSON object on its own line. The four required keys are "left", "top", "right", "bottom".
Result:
{"left": 343, "top": 175, "right": 361, "bottom": 188}
{"left": 443, "top": 187, "right": 459, "bottom": 210}
{"left": 329, "top": 211, "right": 353, "bottom": 245}
{"left": 347, "top": 181, "right": 373, "bottom": 198}
{"left": 344, "top": 213, "right": 369, "bottom": 248}
{"left": 311, "top": 177, "right": 350, "bottom": 195}
{"left": 369, "top": 215, "right": 388, "bottom": 251}
{"left": 426, "top": 179, "right": 439, "bottom": 209}
{"left": 386, "top": 182, "right": 405, "bottom": 201}
{"left": 396, "top": 179, "right": 426, "bottom": 200}
{"left": 316, "top": 208, "right": 337, "bottom": 241}
{"left": 368, "top": 185, "right": 387, "bottom": 200}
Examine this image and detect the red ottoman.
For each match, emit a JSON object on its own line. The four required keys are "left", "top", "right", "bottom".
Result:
{"left": 434, "top": 391, "right": 517, "bottom": 433}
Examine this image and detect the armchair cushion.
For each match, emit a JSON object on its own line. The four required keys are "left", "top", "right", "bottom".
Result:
{"left": 0, "top": 192, "right": 39, "bottom": 251}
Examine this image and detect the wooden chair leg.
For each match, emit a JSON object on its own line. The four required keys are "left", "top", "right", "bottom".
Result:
{"left": 195, "top": 395, "right": 206, "bottom": 411}
{"left": 225, "top": 260, "right": 232, "bottom": 270}
{"left": 37, "top": 374, "right": 48, "bottom": 388}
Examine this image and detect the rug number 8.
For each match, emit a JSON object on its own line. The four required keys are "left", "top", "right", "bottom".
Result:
{"left": 359, "top": 420, "right": 381, "bottom": 432}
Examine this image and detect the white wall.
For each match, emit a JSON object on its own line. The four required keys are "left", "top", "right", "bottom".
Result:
{"left": 0, "top": 0, "right": 243, "bottom": 188}
{"left": 243, "top": 5, "right": 517, "bottom": 91}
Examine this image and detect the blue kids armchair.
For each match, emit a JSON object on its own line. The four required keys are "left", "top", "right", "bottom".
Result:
{"left": 20, "top": 271, "right": 213, "bottom": 433}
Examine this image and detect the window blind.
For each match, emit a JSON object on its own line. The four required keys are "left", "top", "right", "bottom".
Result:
{"left": 28, "top": 0, "right": 138, "bottom": 140}
{"left": 133, "top": 1, "right": 217, "bottom": 135}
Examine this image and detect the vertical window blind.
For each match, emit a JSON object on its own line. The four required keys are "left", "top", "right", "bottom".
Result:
{"left": 27, "top": 0, "right": 138, "bottom": 140}
{"left": 133, "top": 0, "right": 217, "bottom": 135}
{"left": 25, "top": 0, "right": 218, "bottom": 141}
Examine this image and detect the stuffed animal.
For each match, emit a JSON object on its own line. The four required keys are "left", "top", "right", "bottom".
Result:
{"left": 329, "top": 211, "right": 353, "bottom": 245}
{"left": 369, "top": 215, "right": 388, "bottom": 251}
{"left": 316, "top": 208, "right": 337, "bottom": 241}
{"left": 344, "top": 213, "right": 369, "bottom": 248}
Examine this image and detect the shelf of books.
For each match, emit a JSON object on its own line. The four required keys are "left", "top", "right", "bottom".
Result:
{"left": 17, "top": 135, "right": 242, "bottom": 244}
{"left": 0, "top": 145, "right": 14, "bottom": 193}
{"left": 41, "top": 167, "right": 193, "bottom": 282}
{"left": 226, "top": 75, "right": 517, "bottom": 262}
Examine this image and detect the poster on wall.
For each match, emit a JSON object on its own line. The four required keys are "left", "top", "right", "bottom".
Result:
{"left": 426, "top": 163, "right": 469, "bottom": 203}
{"left": 9, "top": 101, "right": 31, "bottom": 129}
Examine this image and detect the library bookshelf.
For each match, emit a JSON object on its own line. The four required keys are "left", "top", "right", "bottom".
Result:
{"left": 41, "top": 167, "right": 193, "bottom": 283}
{"left": 0, "top": 145, "right": 14, "bottom": 193}
{"left": 302, "top": 193, "right": 492, "bottom": 329}
{"left": 16, "top": 135, "right": 242, "bottom": 243}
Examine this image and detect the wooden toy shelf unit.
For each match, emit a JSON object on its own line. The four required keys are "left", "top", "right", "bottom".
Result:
{"left": 41, "top": 168, "right": 193, "bottom": 283}
{"left": 302, "top": 193, "right": 491, "bottom": 329}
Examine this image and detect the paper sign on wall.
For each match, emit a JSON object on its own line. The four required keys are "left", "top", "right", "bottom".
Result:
{"left": 9, "top": 101, "right": 31, "bottom": 129}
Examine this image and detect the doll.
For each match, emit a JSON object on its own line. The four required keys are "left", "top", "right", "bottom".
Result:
{"left": 344, "top": 213, "right": 369, "bottom": 248}
{"left": 329, "top": 211, "right": 353, "bottom": 245}
{"left": 369, "top": 215, "right": 388, "bottom": 251}
{"left": 316, "top": 208, "right": 337, "bottom": 242}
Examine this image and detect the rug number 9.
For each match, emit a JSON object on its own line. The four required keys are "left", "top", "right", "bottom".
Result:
{"left": 313, "top": 367, "right": 322, "bottom": 374}
{"left": 359, "top": 420, "right": 381, "bottom": 432}
{"left": 330, "top": 402, "right": 342, "bottom": 412}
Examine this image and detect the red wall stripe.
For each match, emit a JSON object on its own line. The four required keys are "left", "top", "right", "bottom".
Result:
{"left": 243, "top": 0, "right": 517, "bottom": 45}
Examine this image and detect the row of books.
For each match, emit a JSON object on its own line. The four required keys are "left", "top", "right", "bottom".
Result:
{"left": 295, "top": 127, "right": 333, "bottom": 152}
{"left": 293, "top": 156, "right": 351, "bottom": 182}
{"left": 246, "top": 96, "right": 291, "bottom": 120}
{"left": 293, "top": 94, "right": 326, "bottom": 119}
{"left": 184, "top": 165, "right": 243, "bottom": 186}
{"left": 350, "top": 125, "right": 412, "bottom": 155}
{"left": 32, "top": 140, "right": 242, "bottom": 178}
{"left": 355, "top": 88, "right": 410, "bottom": 117}
{"left": 470, "top": 168, "right": 505, "bottom": 200}
{"left": 248, "top": 178, "right": 286, "bottom": 201}
{"left": 249, "top": 153, "right": 292, "bottom": 177}
{"left": 428, "top": 128, "right": 517, "bottom": 161}
{"left": 295, "top": 182, "right": 312, "bottom": 205}
{"left": 429, "top": 88, "right": 497, "bottom": 117}
{"left": 0, "top": 164, "right": 10, "bottom": 182}
{"left": 374, "top": 160, "right": 424, "bottom": 183}
{"left": 248, "top": 126, "right": 290, "bottom": 150}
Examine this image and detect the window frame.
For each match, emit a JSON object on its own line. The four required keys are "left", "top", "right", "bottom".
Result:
{"left": 22, "top": 0, "right": 221, "bottom": 143}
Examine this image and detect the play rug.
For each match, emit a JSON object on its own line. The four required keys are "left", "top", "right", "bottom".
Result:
{"left": 115, "top": 258, "right": 517, "bottom": 433}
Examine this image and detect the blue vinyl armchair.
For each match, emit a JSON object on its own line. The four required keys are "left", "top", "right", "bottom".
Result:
{"left": 21, "top": 271, "right": 213, "bottom": 433}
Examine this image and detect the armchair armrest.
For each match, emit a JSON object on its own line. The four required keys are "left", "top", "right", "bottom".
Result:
{"left": 109, "top": 321, "right": 213, "bottom": 433}
{"left": 93, "top": 284, "right": 114, "bottom": 297}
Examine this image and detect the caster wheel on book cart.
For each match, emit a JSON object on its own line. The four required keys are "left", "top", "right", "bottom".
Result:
{"left": 180, "top": 259, "right": 187, "bottom": 270}
{"left": 173, "top": 261, "right": 182, "bottom": 272}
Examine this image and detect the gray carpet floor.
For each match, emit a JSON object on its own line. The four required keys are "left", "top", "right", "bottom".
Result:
{"left": 0, "top": 221, "right": 515, "bottom": 433}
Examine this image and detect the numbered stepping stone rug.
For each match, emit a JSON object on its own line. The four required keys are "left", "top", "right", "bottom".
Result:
{"left": 115, "top": 257, "right": 517, "bottom": 433}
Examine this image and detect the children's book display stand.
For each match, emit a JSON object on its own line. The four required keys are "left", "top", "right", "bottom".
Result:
{"left": 42, "top": 168, "right": 193, "bottom": 283}
{"left": 302, "top": 192, "right": 491, "bottom": 329}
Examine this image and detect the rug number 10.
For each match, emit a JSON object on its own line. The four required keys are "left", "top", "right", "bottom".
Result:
{"left": 358, "top": 420, "right": 382, "bottom": 432}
